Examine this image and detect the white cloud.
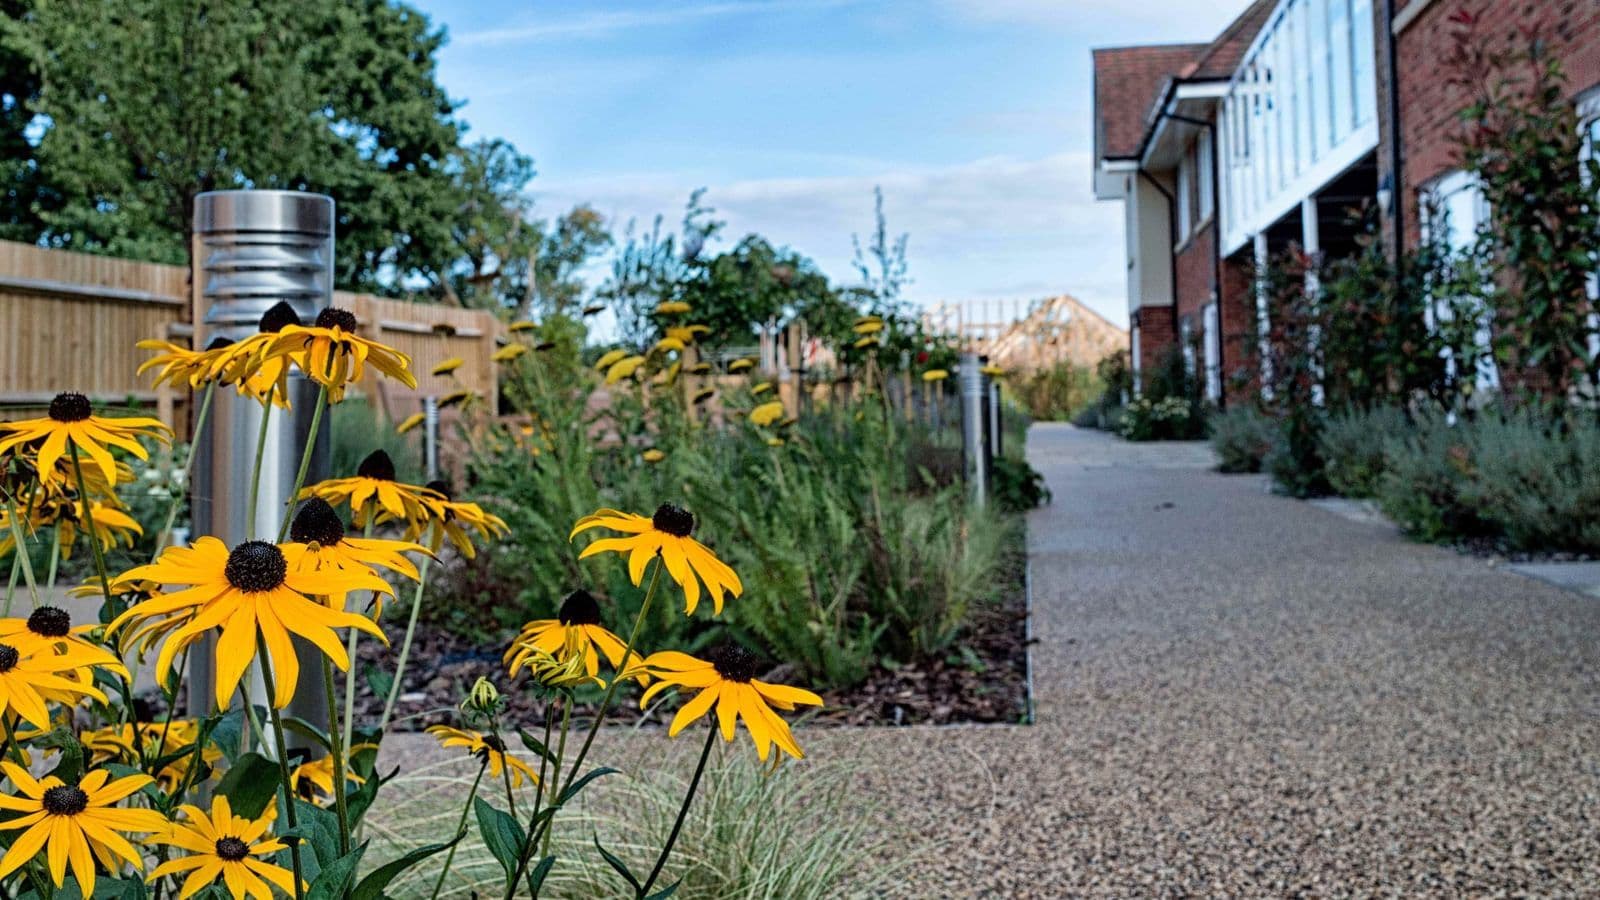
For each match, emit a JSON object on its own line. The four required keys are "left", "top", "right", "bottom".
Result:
{"left": 533, "top": 152, "right": 1130, "bottom": 327}
{"left": 457, "top": 0, "right": 861, "bottom": 47}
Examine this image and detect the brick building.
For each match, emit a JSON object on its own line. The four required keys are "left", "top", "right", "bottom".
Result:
{"left": 1092, "top": 0, "right": 1598, "bottom": 405}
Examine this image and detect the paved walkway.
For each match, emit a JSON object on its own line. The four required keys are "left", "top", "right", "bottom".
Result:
{"left": 818, "top": 423, "right": 1600, "bottom": 896}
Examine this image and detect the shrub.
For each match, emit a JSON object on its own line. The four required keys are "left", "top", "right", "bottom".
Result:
{"left": 991, "top": 455, "right": 1050, "bottom": 512}
{"left": 1461, "top": 410, "right": 1600, "bottom": 552}
{"left": 1263, "top": 405, "right": 1329, "bottom": 498}
{"left": 1318, "top": 405, "right": 1409, "bottom": 498}
{"left": 1010, "top": 361, "right": 1101, "bottom": 421}
{"left": 1374, "top": 410, "right": 1492, "bottom": 542}
{"left": 1208, "top": 405, "right": 1275, "bottom": 473}
{"left": 1118, "top": 396, "right": 1196, "bottom": 441}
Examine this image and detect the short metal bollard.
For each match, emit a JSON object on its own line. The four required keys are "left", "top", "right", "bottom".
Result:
{"left": 960, "top": 352, "right": 989, "bottom": 507}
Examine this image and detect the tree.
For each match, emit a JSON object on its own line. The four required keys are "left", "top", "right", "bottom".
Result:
{"left": 683, "top": 235, "right": 835, "bottom": 347}
{"left": 598, "top": 189, "right": 721, "bottom": 348}
{"left": 1, "top": 0, "right": 467, "bottom": 293}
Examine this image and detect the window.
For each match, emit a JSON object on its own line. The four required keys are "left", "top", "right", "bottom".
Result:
{"left": 1421, "top": 170, "right": 1498, "bottom": 393}
{"left": 1197, "top": 129, "right": 1214, "bottom": 221}
{"left": 1177, "top": 152, "right": 1193, "bottom": 242}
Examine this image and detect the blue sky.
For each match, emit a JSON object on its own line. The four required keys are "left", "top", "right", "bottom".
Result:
{"left": 411, "top": 0, "right": 1253, "bottom": 327}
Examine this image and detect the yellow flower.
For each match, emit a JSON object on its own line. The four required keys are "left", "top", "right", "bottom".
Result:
{"left": 281, "top": 498, "right": 426, "bottom": 618}
{"left": 432, "top": 357, "right": 465, "bottom": 376}
{"left": 289, "top": 748, "right": 372, "bottom": 803}
{"left": 651, "top": 336, "right": 686, "bottom": 354}
{"left": 0, "top": 636, "right": 112, "bottom": 728}
{"left": 107, "top": 537, "right": 389, "bottom": 709}
{"left": 402, "top": 479, "right": 509, "bottom": 560}
{"left": 505, "top": 590, "right": 635, "bottom": 681}
{"left": 301, "top": 450, "right": 440, "bottom": 533}
{"left": 570, "top": 505, "right": 742, "bottom": 615}
{"left": 0, "top": 604, "right": 128, "bottom": 680}
{"left": 634, "top": 645, "right": 822, "bottom": 761}
{"left": 507, "top": 645, "right": 603, "bottom": 690}
{"left": 0, "top": 392, "right": 172, "bottom": 490}
{"left": 148, "top": 795, "right": 298, "bottom": 900}
{"left": 82, "top": 720, "right": 221, "bottom": 792}
{"left": 665, "top": 325, "right": 707, "bottom": 345}
{"left": 439, "top": 389, "right": 475, "bottom": 409}
{"left": 396, "top": 412, "right": 426, "bottom": 435}
{"left": 692, "top": 388, "right": 715, "bottom": 405}
{"left": 852, "top": 316, "right": 884, "bottom": 335}
{"left": 641, "top": 448, "right": 666, "bottom": 463}
{"left": 508, "top": 320, "right": 538, "bottom": 333}
{"left": 136, "top": 340, "right": 222, "bottom": 390}
{"left": 765, "top": 437, "right": 786, "bottom": 447}
{"left": 686, "top": 362, "right": 712, "bottom": 375}
{"left": 426, "top": 726, "right": 540, "bottom": 787}
{"left": 981, "top": 364, "right": 1005, "bottom": 377}
{"left": 605, "top": 355, "right": 648, "bottom": 384}
{"left": 728, "top": 358, "right": 755, "bottom": 373}
{"left": 40, "top": 499, "right": 141, "bottom": 561}
{"left": 260, "top": 307, "right": 418, "bottom": 401}
{"left": 0, "top": 763, "right": 168, "bottom": 895}
{"left": 655, "top": 300, "right": 692, "bottom": 315}
{"left": 852, "top": 335, "right": 879, "bottom": 349}
{"left": 751, "top": 382, "right": 773, "bottom": 396}
{"left": 922, "top": 369, "right": 949, "bottom": 382}
{"left": 593, "top": 348, "right": 630, "bottom": 371}
{"left": 203, "top": 302, "right": 304, "bottom": 407}
{"left": 749, "top": 401, "right": 785, "bottom": 428}
{"left": 492, "top": 343, "right": 529, "bottom": 363}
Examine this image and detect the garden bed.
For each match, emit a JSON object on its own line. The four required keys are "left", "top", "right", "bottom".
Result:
{"left": 355, "top": 524, "right": 1032, "bottom": 730}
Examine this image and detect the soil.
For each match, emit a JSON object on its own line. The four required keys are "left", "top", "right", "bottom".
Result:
{"left": 354, "top": 525, "right": 1033, "bottom": 731}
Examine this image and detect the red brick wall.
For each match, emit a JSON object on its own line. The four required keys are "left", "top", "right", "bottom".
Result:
{"left": 1220, "top": 251, "right": 1259, "bottom": 399}
{"left": 1388, "top": 0, "right": 1600, "bottom": 243}
{"left": 1132, "top": 306, "right": 1176, "bottom": 389}
{"left": 1174, "top": 223, "right": 1215, "bottom": 326}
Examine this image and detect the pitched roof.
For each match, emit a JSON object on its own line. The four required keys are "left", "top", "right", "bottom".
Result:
{"left": 1182, "top": 0, "right": 1277, "bottom": 80}
{"left": 1092, "top": 43, "right": 1207, "bottom": 161}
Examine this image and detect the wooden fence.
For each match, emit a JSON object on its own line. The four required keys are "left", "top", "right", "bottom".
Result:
{"left": 0, "top": 239, "right": 504, "bottom": 436}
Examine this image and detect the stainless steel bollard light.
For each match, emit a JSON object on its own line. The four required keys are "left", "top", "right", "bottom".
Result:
{"left": 190, "top": 190, "right": 334, "bottom": 729}
{"left": 423, "top": 396, "right": 440, "bottom": 482}
{"left": 959, "top": 352, "right": 988, "bottom": 507}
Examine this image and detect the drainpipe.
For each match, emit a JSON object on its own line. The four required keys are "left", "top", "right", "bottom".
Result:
{"left": 1383, "top": 0, "right": 1405, "bottom": 265}
{"left": 1161, "top": 111, "right": 1225, "bottom": 408}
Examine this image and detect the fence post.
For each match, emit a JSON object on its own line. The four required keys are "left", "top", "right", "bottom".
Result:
{"left": 960, "top": 351, "right": 988, "bottom": 507}
{"left": 190, "top": 190, "right": 334, "bottom": 741}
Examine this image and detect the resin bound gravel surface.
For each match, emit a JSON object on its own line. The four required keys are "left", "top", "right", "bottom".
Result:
{"left": 383, "top": 424, "right": 1600, "bottom": 896}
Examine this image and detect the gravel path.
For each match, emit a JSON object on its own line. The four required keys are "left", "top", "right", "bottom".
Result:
{"left": 381, "top": 423, "right": 1600, "bottom": 896}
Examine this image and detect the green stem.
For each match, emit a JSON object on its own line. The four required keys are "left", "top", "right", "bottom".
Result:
{"left": 378, "top": 551, "right": 434, "bottom": 733}
{"left": 43, "top": 524, "right": 59, "bottom": 592}
{"left": 69, "top": 446, "right": 137, "bottom": 723}
{"left": 254, "top": 632, "right": 306, "bottom": 900}
{"left": 150, "top": 647, "right": 189, "bottom": 766}
{"left": 428, "top": 759, "right": 488, "bottom": 900}
{"left": 2, "top": 496, "right": 40, "bottom": 611}
{"left": 275, "top": 382, "right": 330, "bottom": 543}
{"left": 245, "top": 385, "right": 276, "bottom": 539}
{"left": 637, "top": 722, "right": 718, "bottom": 898}
{"left": 4, "top": 555, "right": 18, "bottom": 616}
{"left": 491, "top": 718, "right": 518, "bottom": 822}
{"left": 322, "top": 655, "right": 351, "bottom": 855}
{"left": 342, "top": 519, "right": 376, "bottom": 755}
{"left": 540, "top": 701, "right": 570, "bottom": 860}
{"left": 153, "top": 382, "right": 214, "bottom": 556}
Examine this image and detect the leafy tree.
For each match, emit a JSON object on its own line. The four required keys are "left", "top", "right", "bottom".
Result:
{"left": 683, "top": 235, "right": 834, "bottom": 347}
{"left": 0, "top": 0, "right": 52, "bottom": 243}
{"left": 598, "top": 189, "right": 720, "bottom": 348}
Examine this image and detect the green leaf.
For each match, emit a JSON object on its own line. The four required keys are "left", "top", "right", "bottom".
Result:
{"left": 473, "top": 796, "right": 525, "bottom": 878}
{"left": 516, "top": 728, "right": 558, "bottom": 765}
{"left": 214, "top": 752, "right": 281, "bottom": 819}
{"left": 348, "top": 833, "right": 463, "bottom": 900}
{"left": 305, "top": 844, "right": 367, "bottom": 900}
{"left": 280, "top": 717, "right": 331, "bottom": 753}
{"left": 292, "top": 798, "right": 344, "bottom": 878}
{"left": 557, "top": 766, "right": 619, "bottom": 806}
{"left": 592, "top": 834, "right": 640, "bottom": 892}
{"left": 206, "top": 709, "right": 246, "bottom": 763}
{"left": 363, "top": 664, "right": 394, "bottom": 703}
{"left": 37, "top": 727, "right": 83, "bottom": 784}
{"left": 344, "top": 764, "right": 395, "bottom": 827}
{"left": 528, "top": 855, "right": 557, "bottom": 894}
{"left": 646, "top": 882, "right": 681, "bottom": 900}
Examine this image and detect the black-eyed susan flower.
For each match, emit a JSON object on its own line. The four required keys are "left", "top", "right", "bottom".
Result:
{"left": 852, "top": 335, "right": 879, "bottom": 349}
{"left": 642, "top": 448, "right": 665, "bottom": 463}
{"left": 0, "top": 763, "right": 168, "bottom": 894}
{"left": 504, "top": 590, "right": 634, "bottom": 681}
{"left": 686, "top": 362, "right": 712, "bottom": 375}
{"left": 852, "top": 316, "right": 884, "bottom": 335}
{"left": 570, "top": 505, "right": 742, "bottom": 615}
{"left": 301, "top": 450, "right": 440, "bottom": 533}
{"left": 147, "top": 795, "right": 298, "bottom": 899}
{"left": 492, "top": 343, "right": 529, "bottom": 363}
{"left": 425, "top": 726, "right": 540, "bottom": 787}
{"left": 136, "top": 340, "right": 220, "bottom": 390}
{"left": 107, "top": 537, "right": 388, "bottom": 709}
{"left": 692, "top": 388, "right": 715, "bottom": 405}
{"left": 506, "top": 645, "right": 603, "bottom": 690}
{"left": 49, "top": 499, "right": 142, "bottom": 560}
{"left": 0, "top": 392, "right": 172, "bottom": 490}
{"left": 0, "top": 638, "right": 112, "bottom": 728}
{"left": 0, "top": 605, "right": 127, "bottom": 680}
{"left": 980, "top": 364, "right": 1005, "bottom": 377}
{"left": 751, "top": 382, "right": 773, "bottom": 396}
{"left": 593, "top": 348, "right": 629, "bottom": 371}
{"left": 922, "top": 369, "right": 949, "bottom": 382}
{"left": 508, "top": 320, "right": 538, "bottom": 333}
{"left": 651, "top": 336, "right": 686, "bottom": 355}
{"left": 396, "top": 412, "right": 425, "bottom": 435}
{"left": 401, "top": 480, "right": 508, "bottom": 560}
{"left": 655, "top": 300, "right": 691, "bottom": 315}
{"left": 432, "top": 357, "right": 465, "bottom": 377}
{"left": 635, "top": 645, "right": 822, "bottom": 761}
{"left": 290, "top": 748, "right": 371, "bottom": 802}
{"left": 728, "top": 358, "right": 755, "bottom": 373}
{"left": 749, "top": 401, "right": 785, "bottom": 428}
{"left": 281, "top": 499, "right": 425, "bottom": 618}
{"left": 605, "top": 355, "right": 647, "bottom": 384}
{"left": 82, "top": 719, "right": 222, "bottom": 792}
{"left": 439, "top": 389, "right": 475, "bottom": 409}
{"left": 206, "top": 303, "right": 303, "bottom": 408}
{"left": 261, "top": 307, "right": 418, "bottom": 401}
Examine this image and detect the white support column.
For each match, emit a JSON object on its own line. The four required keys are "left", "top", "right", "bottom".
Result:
{"left": 1301, "top": 196, "right": 1324, "bottom": 406}
{"left": 1253, "top": 232, "right": 1274, "bottom": 401}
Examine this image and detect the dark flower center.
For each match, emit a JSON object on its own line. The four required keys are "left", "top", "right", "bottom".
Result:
{"left": 0, "top": 644, "right": 17, "bottom": 673}
{"left": 258, "top": 301, "right": 302, "bottom": 333}
{"left": 425, "top": 479, "right": 453, "bottom": 501}
{"left": 27, "top": 606, "right": 71, "bottom": 638}
{"left": 41, "top": 785, "right": 88, "bottom": 816}
{"left": 651, "top": 503, "right": 694, "bottom": 538}
{"left": 205, "top": 336, "right": 235, "bottom": 351}
{"left": 225, "top": 541, "right": 288, "bottom": 593}
{"left": 705, "top": 643, "right": 761, "bottom": 683}
{"left": 357, "top": 450, "right": 396, "bottom": 482}
{"left": 481, "top": 735, "right": 506, "bottom": 753}
{"left": 315, "top": 307, "right": 359, "bottom": 331}
{"left": 48, "top": 392, "right": 91, "bottom": 422}
{"left": 290, "top": 499, "right": 346, "bottom": 547}
{"left": 214, "top": 836, "right": 250, "bottom": 861}
{"left": 557, "top": 590, "right": 601, "bottom": 626}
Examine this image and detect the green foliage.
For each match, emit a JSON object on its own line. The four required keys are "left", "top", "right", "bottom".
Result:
{"left": 1263, "top": 405, "right": 1329, "bottom": 498}
{"left": 1009, "top": 362, "right": 1101, "bottom": 422}
{"left": 1208, "top": 405, "right": 1275, "bottom": 474}
{"left": 1317, "top": 406, "right": 1408, "bottom": 498}
{"left": 330, "top": 397, "right": 421, "bottom": 485}
{"left": 991, "top": 456, "right": 1050, "bottom": 512}
{"left": 1453, "top": 409, "right": 1600, "bottom": 552}
{"left": 1373, "top": 410, "right": 1492, "bottom": 543}
{"left": 1118, "top": 396, "right": 1197, "bottom": 442}
{"left": 681, "top": 235, "right": 838, "bottom": 349}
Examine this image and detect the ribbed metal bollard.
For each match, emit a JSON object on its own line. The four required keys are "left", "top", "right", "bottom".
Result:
{"left": 989, "top": 376, "right": 1003, "bottom": 459}
{"left": 190, "top": 190, "right": 334, "bottom": 734}
{"left": 423, "top": 396, "right": 440, "bottom": 481}
{"left": 960, "top": 352, "right": 988, "bottom": 507}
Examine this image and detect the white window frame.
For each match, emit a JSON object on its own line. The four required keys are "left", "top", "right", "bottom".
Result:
{"left": 1176, "top": 152, "right": 1194, "bottom": 244}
